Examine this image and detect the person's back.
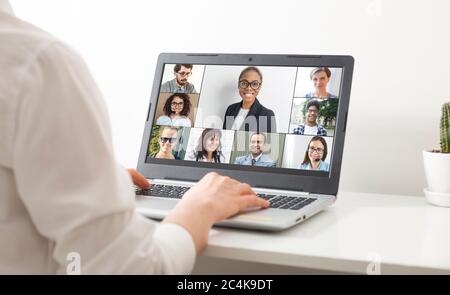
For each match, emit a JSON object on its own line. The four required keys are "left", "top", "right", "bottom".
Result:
{"left": 0, "top": 3, "right": 268, "bottom": 274}
{"left": 0, "top": 7, "right": 199, "bottom": 275}
{"left": 0, "top": 5, "right": 63, "bottom": 274}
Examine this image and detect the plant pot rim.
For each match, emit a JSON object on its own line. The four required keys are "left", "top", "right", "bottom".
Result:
{"left": 423, "top": 150, "right": 450, "bottom": 154}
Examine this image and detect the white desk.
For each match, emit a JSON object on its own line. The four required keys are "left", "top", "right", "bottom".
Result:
{"left": 198, "top": 192, "right": 450, "bottom": 274}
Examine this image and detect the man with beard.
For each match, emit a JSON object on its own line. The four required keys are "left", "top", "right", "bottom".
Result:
{"left": 160, "top": 64, "right": 197, "bottom": 93}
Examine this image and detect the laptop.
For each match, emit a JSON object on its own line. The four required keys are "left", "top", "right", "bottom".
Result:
{"left": 135, "top": 53, "right": 354, "bottom": 231}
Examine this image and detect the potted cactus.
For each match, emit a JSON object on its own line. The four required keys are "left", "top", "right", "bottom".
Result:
{"left": 423, "top": 102, "right": 450, "bottom": 207}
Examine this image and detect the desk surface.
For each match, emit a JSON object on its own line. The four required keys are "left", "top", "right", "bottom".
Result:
{"left": 203, "top": 192, "right": 450, "bottom": 274}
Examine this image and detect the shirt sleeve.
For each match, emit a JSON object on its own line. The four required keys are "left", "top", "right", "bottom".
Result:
{"left": 12, "top": 41, "right": 196, "bottom": 274}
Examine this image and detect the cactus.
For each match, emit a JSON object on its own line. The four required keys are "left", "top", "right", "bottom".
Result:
{"left": 441, "top": 102, "right": 450, "bottom": 153}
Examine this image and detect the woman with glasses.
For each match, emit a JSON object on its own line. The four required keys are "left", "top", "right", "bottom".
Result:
{"left": 156, "top": 93, "right": 192, "bottom": 127}
{"left": 223, "top": 67, "right": 277, "bottom": 133}
{"left": 154, "top": 126, "right": 179, "bottom": 159}
{"left": 188, "top": 128, "right": 225, "bottom": 163}
{"left": 299, "top": 136, "right": 330, "bottom": 171}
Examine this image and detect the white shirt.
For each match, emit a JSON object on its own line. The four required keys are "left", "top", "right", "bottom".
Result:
{"left": 156, "top": 115, "right": 192, "bottom": 127}
{"left": 303, "top": 124, "right": 319, "bottom": 135}
{"left": 0, "top": 7, "right": 195, "bottom": 274}
{"left": 231, "top": 108, "right": 250, "bottom": 130}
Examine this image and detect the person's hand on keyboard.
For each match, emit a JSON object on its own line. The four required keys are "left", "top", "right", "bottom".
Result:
{"left": 163, "top": 172, "right": 269, "bottom": 254}
{"left": 128, "top": 168, "right": 150, "bottom": 189}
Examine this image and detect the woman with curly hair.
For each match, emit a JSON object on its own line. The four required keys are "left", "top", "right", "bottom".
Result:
{"left": 156, "top": 93, "right": 192, "bottom": 127}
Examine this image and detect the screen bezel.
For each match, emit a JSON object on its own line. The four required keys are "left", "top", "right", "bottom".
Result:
{"left": 137, "top": 53, "right": 354, "bottom": 196}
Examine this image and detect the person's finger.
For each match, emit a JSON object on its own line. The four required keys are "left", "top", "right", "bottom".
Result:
{"left": 236, "top": 182, "right": 256, "bottom": 196}
{"left": 239, "top": 194, "right": 270, "bottom": 210}
{"left": 257, "top": 197, "right": 270, "bottom": 208}
{"left": 128, "top": 169, "right": 150, "bottom": 189}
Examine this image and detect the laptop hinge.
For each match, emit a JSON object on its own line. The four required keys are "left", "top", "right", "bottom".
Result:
{"left": 252, "top": 186, "right": 310, "bottom": 196}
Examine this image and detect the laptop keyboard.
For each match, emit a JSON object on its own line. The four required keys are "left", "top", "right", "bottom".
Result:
{"left": 136, "top": 184, "right": 317, "bottom": 210}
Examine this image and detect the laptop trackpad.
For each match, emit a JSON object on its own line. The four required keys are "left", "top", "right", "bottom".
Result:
{"left": 136, "top": 197, "right": 178, "bottom": 211}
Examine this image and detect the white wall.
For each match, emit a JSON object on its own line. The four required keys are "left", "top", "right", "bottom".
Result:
{"left": 12, "top": 0, "right": 450, "bottom": 196}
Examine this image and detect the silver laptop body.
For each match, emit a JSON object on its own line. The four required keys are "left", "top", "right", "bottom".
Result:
{"left": 135, "top": 53, "right": 354, "bottom": 231}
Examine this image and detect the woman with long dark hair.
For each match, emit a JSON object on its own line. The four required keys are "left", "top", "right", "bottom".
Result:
{"left": 299, "top": 136, "right": 330, "bottom": 171}
{"left": 192, "top": 128, "right": 225, "bottom": 163}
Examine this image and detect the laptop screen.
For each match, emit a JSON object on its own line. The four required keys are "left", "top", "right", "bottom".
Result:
{"left": 145, "top": 63, "right": 343, "bottom": 177}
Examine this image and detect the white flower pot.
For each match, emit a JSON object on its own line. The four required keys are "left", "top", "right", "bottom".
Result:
{"left": 423, "top": 150, "right": 450, "bottom": 207}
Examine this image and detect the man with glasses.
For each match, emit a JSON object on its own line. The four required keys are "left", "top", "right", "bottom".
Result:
{"left": 154, "top": 126, "right": 180, "bottom": 159}
{"left": 292, "top": 100, "right": 327, "bottom": 136}
{"left": 234, "top": 133, "right": 276, "bottom": 167}
{"left": 160, "top": 64, "right": 197, "bottom": 93}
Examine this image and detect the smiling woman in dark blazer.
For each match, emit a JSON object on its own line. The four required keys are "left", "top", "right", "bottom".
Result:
{"left": 223, "top": 67, "right": 277, "bottom": 133}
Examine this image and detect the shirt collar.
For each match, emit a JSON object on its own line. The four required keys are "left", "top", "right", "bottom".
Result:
{"left": 251, "top": 153, "right": 263, "bottom": 162}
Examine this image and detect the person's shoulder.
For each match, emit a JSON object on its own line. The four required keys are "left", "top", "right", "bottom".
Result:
{"left": 258, "top": 155, "right": 274, "bottom": 166}
{"left": 160, "top": 80, "right": 172, "bottom": 92}
{"left": 235, "top": 154, "right": 246, "bottom": 160}
{"left": 1, "top": 13, "right": 58, "bottom": 46}
{"left": 228, "top": 101, "right": 241, "bottom": 108}
{"left": 299, "top": 163, "right": 308, "bottom": 170}
{"left": 292, "top": 123, "right": 304, "bottom": 134}
{"left": 157, "top": 115, "right": 170, "bottom": 120}
{"left": 321, "top": 161, "right": 330, "bottom": 170}
{"left": 187, "top": 82, "right": 196, "bottom": 92}
{"left": 156, "top": 115, "right": 170, "bottom": 125}
{"left": 225, "top": 101, "right": 240, "bottom": 113}
{"left": 260, "top": 154, "right": 274, "bottom": 162}
{"left": 257, "top": 102, "right": 275, "bottom": 115}
{"left": 176, "top": 116, "right": 192, "bottom": 127}
{"left": 0, "top": 13, "right": 71, "bottom": 67}
{"left": 328, "top": 93, "right": 338, "bottom": 99}
{"left": 162, "top": 79, "right": 174, "bottom": 85}
{"left": 0, "top": 14, "right": 86, "bottom": 102}
{"left": 234, "top": 155, "right": 248, "bottom": 163}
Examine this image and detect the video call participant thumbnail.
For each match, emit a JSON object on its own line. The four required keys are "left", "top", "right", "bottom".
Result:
{"left": 292, "top": 100, "right": 327, "bottom": 136}
{"left": 153, "top": 126, "right": 180, "bottom": 160}
{"left": 187, "top": 128, "right": 225, "bottom": 163}
{"left": 223, "top": 67, "right": 277, "bottom": 133}
{"left": 299, "top": 136, "right": 330, "bottom": 171}
{"left": 305, "top": 67, "right": 338, "bottom": 100}
{"left": 234, "top": 133, "right": 276, "bottom": 167}
{"left": 156, "top": 93, "right": 192, "bottom": 127}
{"left": 160, "top": 64, "right": 197, "bottom": 94}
